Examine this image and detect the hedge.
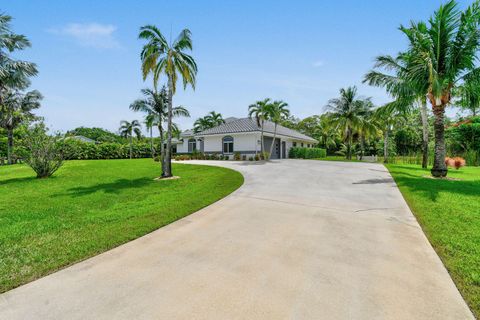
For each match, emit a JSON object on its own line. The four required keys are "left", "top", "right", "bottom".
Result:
{"left": 289, "top": 147, "right": 326, "bottom": 159}
{"left": 61, "top": 139, "right": 153, "bottom": 160}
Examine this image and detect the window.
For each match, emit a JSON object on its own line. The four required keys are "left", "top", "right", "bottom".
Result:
{"left": 301, "top": 142, "right": 304, "bottom": 147}
{"left": 293, "top": 142, "right": 297, "bottom": 147}
{"left": 307, "top": 144, "right": 310, "bottom": 148}
{"left": 222, "top": 136, "right": 234, "bottom": 154}
{"left": 188, "top": 138, "right": 196, "bottom": 153}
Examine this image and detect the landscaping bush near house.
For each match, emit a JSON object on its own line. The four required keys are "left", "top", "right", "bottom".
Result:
{"left": 61, "top": 139, "right": 152, "bottom": 160}
{"left": 289, "top": 147, "right": 326, "bottom": 159}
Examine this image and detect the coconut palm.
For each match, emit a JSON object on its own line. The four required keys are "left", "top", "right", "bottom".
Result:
{"left": 0, "top": 13, "right": 37, "bottom": 103}
{"left": 119, "top": 120, "right": 142, "bottom": 159}
{"left": 193, "top": 111, "right": 225, "bottom": 133}
{"left": 266, "top": 100, "right": 289, "bottom": 159}
{"left": 364, "top": 51, "right": 430, "bottom": 168}
{"left": 325, "top": 86, "right": 373, "bottom": 160}
{"left": 206, "top": 111, "right": 225, "bottom": 127}
{"left": 130, "top": 87, "right": 189, "bottom": 173}
{"left": 0, "top": 89, "right": 42, "bottom": 164}
{"left": 398, "top": 0, "right": 480, "bottom": 177}
{"left": 248, "top": 98, "right": 271, "bottom": 154}
{"left": 139, "top": 25, "right": 197, "bottom": 178}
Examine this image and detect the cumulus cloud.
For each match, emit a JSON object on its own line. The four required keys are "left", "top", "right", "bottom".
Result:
{"left": 312, "top": 60, "right": 325, "bottom": 67}
{"left": 48, "top": 23, "right": 119, "bottom": 49}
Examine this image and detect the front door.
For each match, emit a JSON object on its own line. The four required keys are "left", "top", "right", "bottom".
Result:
{"left": 281, "top": 141, "right": 286, "bottom": 159}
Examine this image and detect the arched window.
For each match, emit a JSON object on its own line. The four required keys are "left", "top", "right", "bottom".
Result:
{"left": 188, "top": 138, "right": 196, "bottom": 153}
{"left": 222, "top": 136, "right": 234, "bottom": 154}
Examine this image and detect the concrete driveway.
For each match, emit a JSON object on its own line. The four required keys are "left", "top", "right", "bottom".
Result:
{"left": 0, "top": 160, "right": 473, "bottom": 319}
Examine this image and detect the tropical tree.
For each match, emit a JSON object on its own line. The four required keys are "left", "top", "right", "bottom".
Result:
{"left": 139, "top": 25, "right": 197, "bottom": 178}
{"left": 119, "top": 120, "right": 142, "bottom": 159}
{"left": 373, "top": 106, "right": 405, "bottom": 163}
{"left": 248, "top": 98, "right": 271, "bottom": 155}
{"left": 193, "top": 111, "right": 225, "bottom": 133}
{"left": 454, "top": 77, "right": 480, "bottom": 117}
{"left": 325, "top": 86, "right": 374, "bottom": 160}
{"left": 130, "top": 87, "right": 189, "bottom": 173}
{"left": 398, "top": 0, "right": 480, "bottom": 177}
{"left": 0, "top": 89, "right": 42, "bottom": 164}
{"left": 364, "top": 51, "right": 430, "bottom": 168}
{"left": 266, "top": 100, "right": 289, "bottom": 159}
{"left": 0, "top": 13, "right": 37, "bottom": 104}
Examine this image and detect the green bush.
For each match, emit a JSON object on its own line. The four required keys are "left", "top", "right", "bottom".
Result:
{"left": 289, "top": 147, "right": 326, "bottom": 159}
{"left": 61, "top": 139, "right": 153, "bottom": 160}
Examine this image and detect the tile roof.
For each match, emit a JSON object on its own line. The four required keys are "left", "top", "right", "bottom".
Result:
{"left": 196, "top": 117, "right": 317, "bottom": 143}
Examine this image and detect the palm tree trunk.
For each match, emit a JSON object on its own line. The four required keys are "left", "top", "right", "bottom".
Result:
{"left": 164, "top": 76, "right": 174, "bottom": 177}
{"left": 158, "top": 124, "right": 165, "bottom": 176}
{"left": 7, "top": 128, "right": 13, "bottom": 165}
{"left": 420, "top": 98, "right": 429, "bottom": 169}
{"left": 268, "top": 123, "right": 278, "bottom": 160}
{"left": 150, "top": 127, "right": 154, "bottom": 158}
{"left": 346, "top": 128, "right": 352, "bottom": 160}
{"left": 129, "top": 135, "right": 133, "bottom": 159}
{"left": 431, "top": 105, "right": 448, "bottom": 177}
{"left": 383, "top": 130, "right": 389, "bottom": 163}
{"left": 260, "top": 119, "right": 265, "bottom": 157}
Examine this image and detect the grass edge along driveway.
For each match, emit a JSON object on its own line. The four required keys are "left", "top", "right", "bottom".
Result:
{"left": 386, "top": 164, "right": 479, "bottom": 318}
{"left": 0, "top": 159, "right": 243, "bottom": 293}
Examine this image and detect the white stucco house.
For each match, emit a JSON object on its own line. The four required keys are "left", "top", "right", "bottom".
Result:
{"left": 174, "top": 117, "right": 317, "bottom": 159}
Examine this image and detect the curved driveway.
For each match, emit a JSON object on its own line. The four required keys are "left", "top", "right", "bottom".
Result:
{"left": 0, "top": 160, "right": 473, "bottom": 319}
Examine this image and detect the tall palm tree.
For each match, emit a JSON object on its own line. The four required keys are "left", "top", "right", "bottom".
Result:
{"left": 0, "top": 13, "right": 37, "bottom": 103}
{"left": 399, "top": 0, "right": 480, "bottom": 177}
{"left": 373, "top": 106, "right": 404, "bottom": 163}
{"left": 193, "top": 111, "right": 225, "bottom": 133}
{"left": 130, "top": 87, "right": 189, "bottom": 173}
{"left": 139, "top": 25, "right": 197, "bottom": 178}
{"left": 266, "top": 100, "right": 289, "bottom": 159}
{"left": 0, "top": 89, "right": 42, "bottom": 164}
{"left": 144, "top": 113, "right": 157, "bottom": 158}
{"left": 119, "top": 120, "right": 142, "bottom": 159}
{"left": 364, "top": 51, "right": 430, "bottom": 168}
{"left": 206, "top": 111, "right": 225, "bottom": 127}
{"left": 248, "top": 98, "right": 271, "bottom": 155}
{"left": 325, "top": 86, "right": 373, "bottom": 160}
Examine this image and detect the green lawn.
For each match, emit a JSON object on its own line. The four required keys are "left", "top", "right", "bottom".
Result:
{"left": 0, "top": 159, "right": 243, "bottom": 293}
{"left": 386, "top": 164, "right": 480, "bottom": 318}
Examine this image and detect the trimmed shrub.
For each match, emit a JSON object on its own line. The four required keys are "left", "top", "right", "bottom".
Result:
{"left": 289, "top": 147, "right": 326, "bottom": 159}
{"left": 234, "top": 152, "right": 241, "bottom": 161}
{"left": 61, "top": 139, "right": 153, "bottom": 160}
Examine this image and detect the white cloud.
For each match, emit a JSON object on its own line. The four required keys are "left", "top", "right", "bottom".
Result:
{"left": 312, "top": 60, "right": 325, "bottom": 67}
{"left": 48, "top": 23, "right": 119, "bottom": 49}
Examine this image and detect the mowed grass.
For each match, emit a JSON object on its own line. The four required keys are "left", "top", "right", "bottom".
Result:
{"left": 386, "top": 164, "right": 480, "bottom": 318}
{"left": 0, "top": 159, "right": 243, "bottom": 293}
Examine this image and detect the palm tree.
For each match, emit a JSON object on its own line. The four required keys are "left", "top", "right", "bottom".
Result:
{"left": 248, "top": 98, "right": 271, "bottom": 155}
{"left": 0, "top": 13, "right": 38, "bottom": 104}
{"left": 266, "top": 100, "right": 289, "bottom": 159}
{"left": 0, "top": 89, "right": 42, "bottom": 164}
{"left": 454, "top": 77, "right": 480, "bottom": 117}
{"left": 399, "top": 0, "right": 480, "bottom": 177}
{"left": 325, "top": 86, "right": 372, "bottom": 160}
{"left": 139, "top": 25, "right": 197, "bottom": 178}
{"left": 144, "top": 113, "right": 157, "bottom": 158}
{"left": 206, "top": 111, "right": 225, "bottom": 127}
{"left": 119, "top": 120, "right": 142, "bottom": 159}
{"left": 193, "top": 111, "right": 225, "bottom": 133}
{"left": 130, "top": 87, "right": 189, "bottom": 173}
{"left": 373, "top": 106, "right": 403, "bottom": 163}
{"left": 364, "top": 51, "right": 430, "bottom": 168}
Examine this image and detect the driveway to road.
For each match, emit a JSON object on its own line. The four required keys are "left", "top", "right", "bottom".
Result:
{"left": 0, "top": 160, "right": 473, "bottom": 319}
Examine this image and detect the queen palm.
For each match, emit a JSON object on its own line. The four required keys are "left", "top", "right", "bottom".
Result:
{"left": 119, "top": 120, "right": 142, "bottom": 160}
{"left": 266, "top": 100, "right": 289, "bottom": 159}
{"left": 0, "top": 14, "right": 37, "bottom": 103}
{"left": 399, "top": 0, "right": 480, "bottom": 177}
{"left": 325, "top": 86, "right": 372, "bottom": 160}
{"left": 0, "top": 89, "right": 42, "bottom": 164}
{"left": 364, "top": 51, "right": 430, "bottom": 168}
{"left": 139, "top": 25, "right": 197, "bottom": 178}
{"left": 130, "top": 87, "right": 189, "bottom": 173}
{"left": 248, "top": 98, "right": 271, "bottom": 155}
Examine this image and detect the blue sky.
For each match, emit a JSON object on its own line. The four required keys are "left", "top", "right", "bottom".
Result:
{"left": 3, "top": 0, "right": 470, "bottom": 134}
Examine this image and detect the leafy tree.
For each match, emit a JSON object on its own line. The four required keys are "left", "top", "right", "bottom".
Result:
{"left": 119, "top": 120, "right": 142, "bottom": 159}
{"left": 0, "top": 89, "right": 41, "bottom": 164}
{"left": 248, "top": 98, "right": 271, "bottom": 154}
{"left": 130, "top": 87, "right": 189, "bottom": 173}
{"left": 266, "top": 100, "right": 289, "bottom": 159}
{"left": 23, "top": 123, "right": 64, "bottom": 178}
{"left": 399, "top": 0, "right": 480, "bottom": 177}
{"left": 325, "top": 86, "right": 374, "bottom": 160}
{"left": 66, "top": 127, "right": 122, "bottom": 143}
{"left": 0, "top": 13, "right": 37, "bottom": 103}
{"left": 139, "top": 25, "right": 197, "bottom": 178}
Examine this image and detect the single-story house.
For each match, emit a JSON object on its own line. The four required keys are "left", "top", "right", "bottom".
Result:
{"left": 174, "top": 117, "right": 317, "bottom": 159}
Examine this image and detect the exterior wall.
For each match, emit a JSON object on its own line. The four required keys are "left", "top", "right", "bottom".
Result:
{"left": 176, "top": 140, "right": 189, "bottom": 154}
{"left": 203, "top": 133, "right": 259, "bottom": 155}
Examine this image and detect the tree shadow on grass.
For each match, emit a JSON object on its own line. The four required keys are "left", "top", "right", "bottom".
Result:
{"left": 391, "top": 173, "right": 480, "bottom": 201}
{"left": 53, "top": 177, "right": 169, "bottom": 197}
{"left": 0, "top": 176, "right": 57, "bottom": 186}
